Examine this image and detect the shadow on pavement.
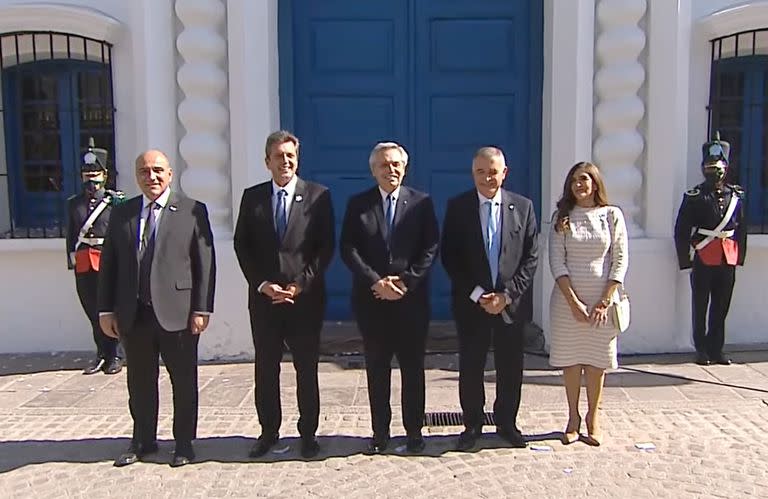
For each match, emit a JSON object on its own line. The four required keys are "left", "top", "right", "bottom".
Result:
{"left": 0, "top": 432, "right": 572, "bottom": 472}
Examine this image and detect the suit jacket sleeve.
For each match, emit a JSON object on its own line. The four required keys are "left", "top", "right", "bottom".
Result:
{"left": 191, "top": 202, "right": 216, "bottom": 312}
{"left": 293, "top": 188, "right": 335, "bottom": 290}
{"left": 97, "top": 206, "right": 118, "bottom": 313}
{"left": 673, "top": 195, "right": 693, "bottom": 270}
{"left": 398, "top": 196, "right": 440, "bottom": 290}
{"left": 501, "top": 199, "right": 539, "bottom": 299}
{"left": 340, "top": 196, "right": 382, "bottom": 285}
{"left": 233, "top": 190, "right": 265, "bottom": 289}
{"left": 440, "top": 198, "right": 470, "bottom": 291}
{"left": 736, "top": 193, "right": 747, "bottom": 266}
{"left": 548, "top": 212, "right": 568, "bottom": 280}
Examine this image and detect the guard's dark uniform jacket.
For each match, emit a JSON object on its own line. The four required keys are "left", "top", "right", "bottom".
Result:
{"left": 674, "top": 182, "right": 746, "bottom": 269}
{"left": 66, "top": 189, "right": 124, "bottom": 360}
{"left": 674, "top": 182, "right": 747, "bottom": 360}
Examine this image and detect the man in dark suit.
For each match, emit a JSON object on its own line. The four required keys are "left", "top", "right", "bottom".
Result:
{"left": 234, "top": 130, "right": 335, "bottom": 459}
{"left": 340, "top": 142, "right": 439, "bottom": 454}
{"left": 66, "top": 138, "right": 124, "bottom": 375}
{"left": 98, "top": 150, "right": 216, "bottom": 467}
{"left": 441, "top": 146, "right": 539, "bottom": 451}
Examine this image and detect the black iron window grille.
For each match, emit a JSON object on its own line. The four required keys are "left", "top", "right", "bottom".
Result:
{"left": 709, "top": 29, "right": 768, "bottom": 233}
{"left": 0, "top": 31, "right": 116, "bottom": 239}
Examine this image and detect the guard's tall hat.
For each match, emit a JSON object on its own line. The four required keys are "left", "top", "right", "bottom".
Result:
{"left": 81, "top": 137, "right": 109, "bottom": 173}
{"left": 701, "top": 131, "right": 730, "bottom": 166}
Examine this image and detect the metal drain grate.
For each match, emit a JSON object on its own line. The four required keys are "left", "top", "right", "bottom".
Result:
{"left": 424, "top": 411, "right": 496, "bottom": 427}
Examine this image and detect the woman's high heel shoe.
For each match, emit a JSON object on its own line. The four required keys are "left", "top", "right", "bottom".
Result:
{"left": 562, "top": 415, "right": 581, "bottom": 445}
{"left": 583, "top": 412, "right": 602, "bottom": 446}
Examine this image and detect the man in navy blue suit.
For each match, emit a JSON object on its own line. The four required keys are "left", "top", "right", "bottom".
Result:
{"left": 341, "top": 142, "right": 439, "bottom": 454}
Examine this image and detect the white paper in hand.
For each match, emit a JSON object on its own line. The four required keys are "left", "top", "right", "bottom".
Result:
{"left": 469, "top": 285, "right": 485, "bottom": 303}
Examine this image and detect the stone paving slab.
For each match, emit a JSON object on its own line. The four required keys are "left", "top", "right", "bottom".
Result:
{"left": 0, "top": 350, "right": 767, "bottom": 497}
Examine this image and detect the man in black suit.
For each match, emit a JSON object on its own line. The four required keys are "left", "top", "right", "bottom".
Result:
{"left": 441, "top": 146, "right": 539, "bottom": 451}
{"left": 340, "top": 142, "right": 439, "bottom": 454}
{"left": 98, "top": 150, "right": 216, "bottom": 467}
{"left": 234, "top": 130, "right": 335, "bottom": 459}
{"left": 66, "top": 138, "right": 124, "bottom": 375}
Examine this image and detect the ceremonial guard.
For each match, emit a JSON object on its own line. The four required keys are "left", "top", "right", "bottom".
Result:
{"left": 674, "top": 133, "right": 747, "bottom": 366}
{"left": 66, "top": 138, "right": 125, "bottom": 374}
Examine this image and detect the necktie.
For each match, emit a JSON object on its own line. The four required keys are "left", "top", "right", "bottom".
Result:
{"left": 486, "top": 200, "right": 499, "bottom": 285}
{"left": 275, "top": 189, "right": 287, "bottom": 241}
{"left": 385, "top": 194, "right": 395, "bottom": 231}
{"left": 138, "top": 202, "right": 157, "bottom": 304}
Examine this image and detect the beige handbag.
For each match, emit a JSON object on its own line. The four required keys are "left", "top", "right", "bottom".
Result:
{"left": 611, "top": 285, "right": 630, "bottom": 333}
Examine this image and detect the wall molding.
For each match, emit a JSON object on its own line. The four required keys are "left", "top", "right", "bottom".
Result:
{"left": 697, "top": 1, "right": 768, "bottom": 40}
{"left": 0, "top": 3, "right": 122, "bottom": 42}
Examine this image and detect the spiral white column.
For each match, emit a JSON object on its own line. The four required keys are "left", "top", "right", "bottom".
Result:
{"left": 593, "top": 0, "right": 646, "bottom": 236}
{"left": 175, "top": 0, "right": 231, "bottom": 238}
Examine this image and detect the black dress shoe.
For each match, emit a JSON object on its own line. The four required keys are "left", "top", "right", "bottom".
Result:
{"left": 103, "top": 357, "right": 123, "bottom": 375}
{"left": 248, "top": 434, "right": 278, "bottom": 458}
{"left": 497, "top": 427, "right": 527, "bottom": 448}
{"left": 83, "top": 358, "right": 105, "bottom": 375}
{"left": 113, "top": 442, "right": 158, "bottom": 467}
{"left": 695, "top": 352, "right": 711, "bottom": 366}
{"left": 712, "top": 354, "right": 732, "bottom": 365}
{"left": 170, "top": 442, "right": 195, "bottom": 467}
{"left": 406, "top": 435, "right": 426, "bottom": 453}
{"left": 456, "top": 428, "right": 481, "bottom": 452}
{"left": 366, "top": 435, "right": 390, "bottom": 454}
{"left": 300, "top": 437, "right": 320, "bottom": 458}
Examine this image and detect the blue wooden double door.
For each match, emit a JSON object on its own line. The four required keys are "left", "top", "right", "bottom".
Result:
{"left": 281, "top": 0, "right": 542, "bottom": 319}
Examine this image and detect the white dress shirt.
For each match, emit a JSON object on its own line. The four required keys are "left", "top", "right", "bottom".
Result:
{"left": 257, "top": 176, "right": 299, "bottom": 293}
{"left": 138, "top": 188, "right": 171, "bottom": 250}
{"left": 477, "top": 189, "right": 502, "bottom": 242}
{"left": 379, "top": 185, "right": 401, "bottom": 222}
{"left": 272, "top": 175, "right": 298, "bottom": 221}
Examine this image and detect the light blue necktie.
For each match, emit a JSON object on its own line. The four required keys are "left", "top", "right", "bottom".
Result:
{"left": 485, "top": 200, "right": 499, "bottom": 285}
{"left": 275, "top": 189, "right": 287, "bottom": 241}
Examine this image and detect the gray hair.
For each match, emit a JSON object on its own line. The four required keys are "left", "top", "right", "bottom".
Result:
{"left": 368, "top": 142, "right": 409, "bottom": 168}
{"left": 473, "top": 146, "right": 506, "bottom": 165}
{"left": 265, "top": 130, "right": 300, "bottom": 158}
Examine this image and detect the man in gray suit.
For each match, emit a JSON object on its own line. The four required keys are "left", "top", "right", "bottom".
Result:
{"left": 441, "top": 146, "right": 538, "bottom": 451}
{"left": 98, "top": 150, "right": 216, "bottom": 467}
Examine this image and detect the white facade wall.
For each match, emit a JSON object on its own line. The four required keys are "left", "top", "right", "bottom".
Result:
{"left": 0, "top": 0, "right": 765, "bottom": 358}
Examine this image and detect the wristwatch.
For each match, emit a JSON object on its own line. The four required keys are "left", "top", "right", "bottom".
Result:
{"left": 599, "top": 298, "right": 611, "bottom": 308}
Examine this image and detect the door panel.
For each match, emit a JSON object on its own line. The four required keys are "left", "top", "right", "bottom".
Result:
{"left": 289, "top": 1, "right": 409, "bottom": 318}
{"left": 284, "top": 0, "right": 538, "bottom": 319}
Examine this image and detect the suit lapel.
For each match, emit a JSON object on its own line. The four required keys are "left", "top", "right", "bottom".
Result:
{"left": 500, "top": 190, "right": 521, "bottom": 257}
{"left": 154, "top": 190, "right": 180, "bottom": 255}
{"left": 282, "top": 177, "right": 306, "bottom": 244}
{"left": 370, "top": 187, "right": 387, "bottom": 240}
{"left": 391, "top": 186, "right": 409, "bottom": 232}
{"left": 469, "top": 192, "right": 489, "bottom": 268}
{"left": 128, "top": 196, "right": 142, "bottom": 258}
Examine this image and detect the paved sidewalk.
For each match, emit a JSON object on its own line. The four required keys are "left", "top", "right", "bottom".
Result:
{"left": 0, "top": 350, "right": 767, "bottom": 498}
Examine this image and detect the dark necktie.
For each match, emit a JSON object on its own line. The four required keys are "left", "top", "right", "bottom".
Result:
{"left": 138, "top": 202, "right": 157, "bottom": 305}
{"left": 275, "top": 189, "right": 288, "bottom": 241}
{"left": 385, "top": 194, "right": 395, "bottom": 247}
{"left": 385, "top": 194, "right": 395, "bottom": 230}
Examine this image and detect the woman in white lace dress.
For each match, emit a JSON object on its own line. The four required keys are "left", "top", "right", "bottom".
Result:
{"left": 548, "top": 162, "right": 628, "bottom": 446}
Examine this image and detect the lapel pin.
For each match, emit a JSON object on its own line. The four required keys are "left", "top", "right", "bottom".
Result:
{"left": 508, "top": 204, "right": 514, "bottom": 210}
{"left": 295, "top": 194, "right": 303, "bottom": 202}
{"left": 169, "top": 205, "right": 178, "bottom": 212}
